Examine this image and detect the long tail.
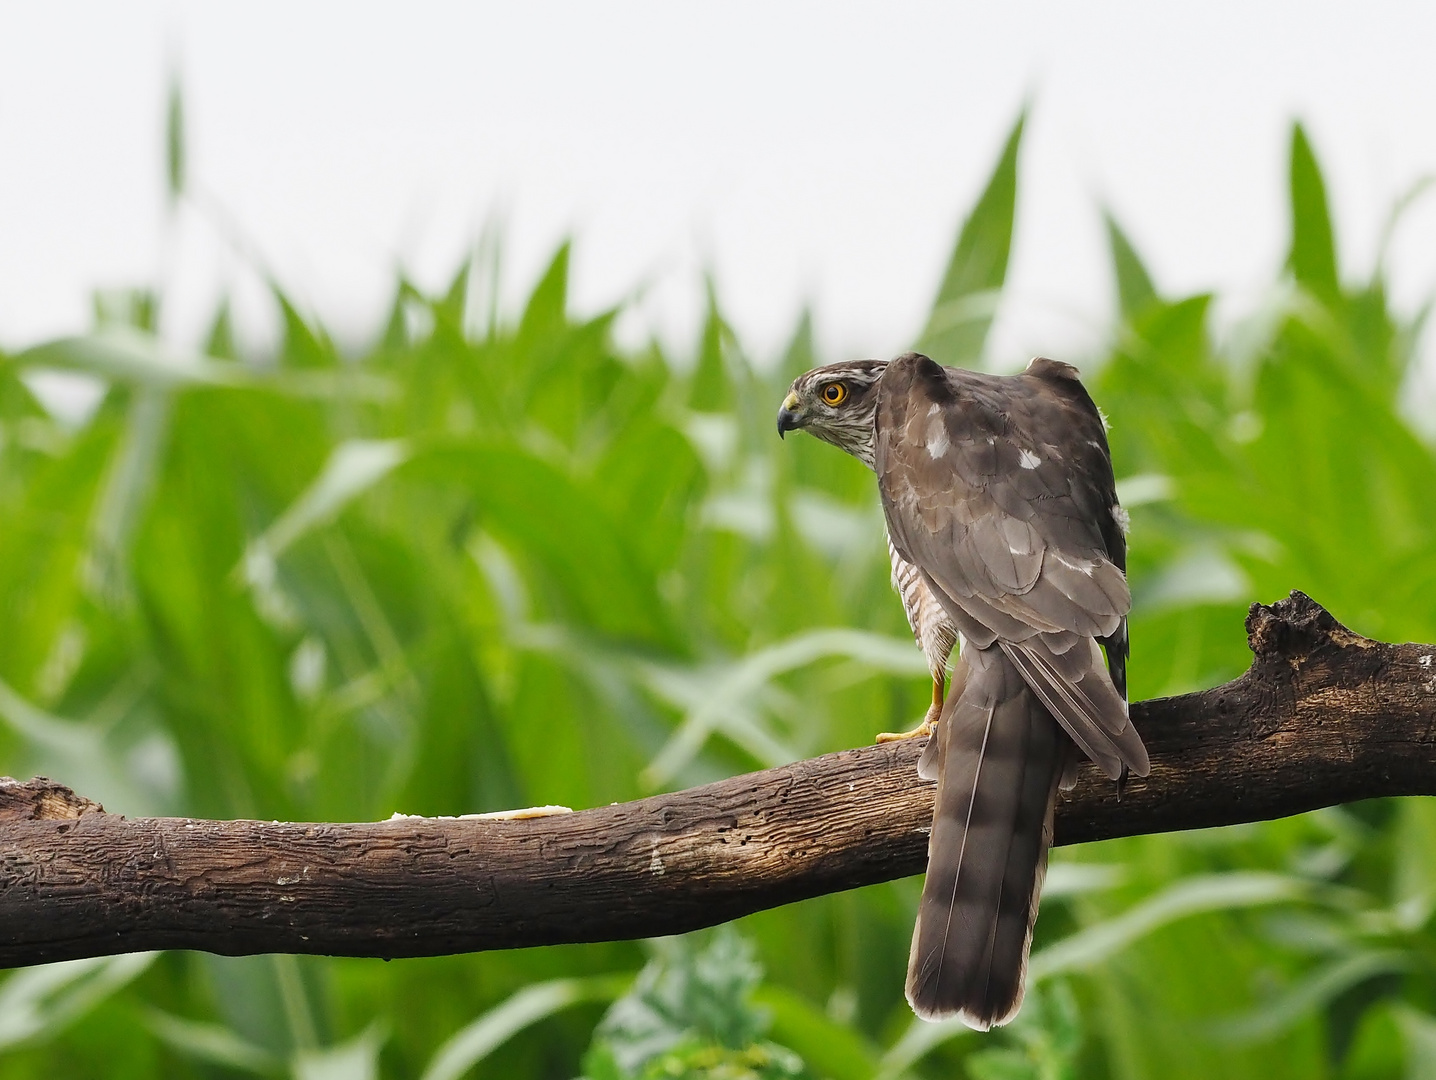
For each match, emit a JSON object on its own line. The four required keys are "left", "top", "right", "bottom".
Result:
{"left": 905, "top": 646, "right": 1065, "bottom": 1029}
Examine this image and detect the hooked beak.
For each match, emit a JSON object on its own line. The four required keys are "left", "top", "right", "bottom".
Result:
{"left": 776, "top": 391, "right": 802, "bottom": 439}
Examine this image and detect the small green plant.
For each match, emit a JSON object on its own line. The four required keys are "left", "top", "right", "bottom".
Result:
{"left": 582, "top": 929, "right": 809, "bottom": 1080}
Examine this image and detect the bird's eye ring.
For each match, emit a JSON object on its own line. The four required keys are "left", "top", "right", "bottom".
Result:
{"left": 821, "top": 383, "right": 848, "bottom": 405}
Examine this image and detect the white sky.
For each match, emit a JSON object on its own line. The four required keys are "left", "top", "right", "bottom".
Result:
{"left": 3, "top": 1, "right": 1435, "bottom": 372}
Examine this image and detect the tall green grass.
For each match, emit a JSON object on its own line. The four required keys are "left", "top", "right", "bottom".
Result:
{"left": 0, "top": 112, "right": 1433, "bottom": 1079}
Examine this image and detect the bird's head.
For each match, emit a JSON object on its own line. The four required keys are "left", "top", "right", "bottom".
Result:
{"left": 776, "top": 359, "right": 888, "bottom": 468}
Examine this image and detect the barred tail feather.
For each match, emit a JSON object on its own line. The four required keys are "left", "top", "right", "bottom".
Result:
{"left": 905, "top": 649, "right": 1065, "bottom": 1028}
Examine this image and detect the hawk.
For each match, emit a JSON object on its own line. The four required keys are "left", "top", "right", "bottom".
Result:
{"left": 777, "top": 352, "right": 1149, "bottom": 1029}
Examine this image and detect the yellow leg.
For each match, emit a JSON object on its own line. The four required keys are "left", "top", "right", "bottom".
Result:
{"left": 877, "top": 674, "right": 944, "bottom": 742}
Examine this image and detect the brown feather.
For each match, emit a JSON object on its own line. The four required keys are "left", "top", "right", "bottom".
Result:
{"left": 906, "top": 647, "right": 1064, "bottom": 1028}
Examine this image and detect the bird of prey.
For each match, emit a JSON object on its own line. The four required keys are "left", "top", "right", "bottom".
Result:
{"left": 777, "top": 352, "right": 1149, "bottom": 1029}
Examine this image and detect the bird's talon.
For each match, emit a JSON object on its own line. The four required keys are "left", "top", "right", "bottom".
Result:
{"left": 876, "top": 720, "right": 935, "bottom": 743}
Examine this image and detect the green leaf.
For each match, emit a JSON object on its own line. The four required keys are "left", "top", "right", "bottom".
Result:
{"left": 1394, "top": 1005, "right": 1436, "bottom": 1078}
{"left": 0, "top": 954, "right": 157, "bottom": 1049}
{"left": 1394, "top": 798, "right": 1436, "bottom": 913}
{"left": 15, "top": 329, "right": 233, "bottom": 389}
{"left": 516, "top": 243, "right": 570, "bottom": 345}
{"left": 93, "top": 288, "right": 160, "bottom": 332}
{"left": 421, "top": 976, "right": 628, "bottom": 1080}
{"left": 165, "top": 75, "right": 186, "bottom": 205}
{"left": 142, "top": 1009, "right": 280, "bottom": 1075}
{"left": 1288, "top": 123, "right": 1339, "bottom": 301}
{"left": 275, "top": 290, "right": 339, "bottom": 370}
{"left": 917, "top": 110, "right": 1024, "bottom": 367}
{"left": 1210, "top": 950, "right": 1412, "bottom": 1042}
{"left": 777, "top": 309, "right": 817, "bottom": 385}
{"left": 1105, "top": 212, "right": 1158, "bottom": 320}
{"left": 13, "top": 329, "right": 389, "bottom": 404}
{"left": 415, "top": 444, "right": 679, "bottom": 647}
{"left": 206, "top": 301, "right": 238, "bottom": 360}
{"left": 594, "top": 419, "right": 706, "bottom": 571}
{"left": 688, "top": 280, "right": 735, "bottom": 413}
{"left": 291, "top": 1025, "right": 386, "bottom": 1080}
{"left": 436, "top": 259, "right": 472, "bottom": 329}
{"left": 84, "top": 385, "right": 171, "bottom": 606}
{"left": 241, "top": 439, "right": 410, "bottom": 570}
{"left": 1339, "top": 1003, "right": 1405, "bottom": 1080}
{"left": 751, "top": 985, "right": 883, "bottom": 1080}
{"left": 639, "top": 628, "right": 926, "bottom": 788}
{"left": 586, "top": 929, "right": 784, "bottom": 1077}
{"left": 1031, "top": 872, "right": 1315, "bottom": 981}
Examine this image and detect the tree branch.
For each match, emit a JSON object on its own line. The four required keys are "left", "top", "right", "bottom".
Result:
{"left": 2, "top": 592, "right": 1433, "bottom": 968}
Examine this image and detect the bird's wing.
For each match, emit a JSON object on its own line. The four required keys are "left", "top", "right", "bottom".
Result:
{"left": 875, "top": 353, "right": 1146, "bottom": 778}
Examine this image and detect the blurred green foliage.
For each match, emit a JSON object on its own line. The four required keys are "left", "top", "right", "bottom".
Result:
{"left": 0, "top": 112, "right": 1434, "bottom": 1079}
{"left": 580, "top": 929, "right": 807, "bottom": 1080}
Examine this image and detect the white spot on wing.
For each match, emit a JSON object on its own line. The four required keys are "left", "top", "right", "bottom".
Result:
{"left": 927, "top": 403, "right": 941, "bottom": 416}
{"left": 926, "top": 418, "right": 950, "bottom": 459}
{"left": 1112, "top": 505, "right": 1131, "bottom": 535}
{"left": 1019, "top": 448, "right": 1041, "bottom": 470}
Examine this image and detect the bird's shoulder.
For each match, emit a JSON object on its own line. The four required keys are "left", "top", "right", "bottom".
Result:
{"left": 875, "top": 353, "right": 1109, "bottom": 466}
{"left": 876, "top": 354, "right": 1007, "bottom": 438}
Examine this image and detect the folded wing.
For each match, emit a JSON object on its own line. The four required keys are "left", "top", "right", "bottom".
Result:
{"left": 876, "top": 353, "right": 1146, "bottom": 779}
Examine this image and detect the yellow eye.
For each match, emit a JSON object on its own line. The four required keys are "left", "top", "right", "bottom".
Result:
{"left": 821, "top": 382, "right": 848, "bottom": 406}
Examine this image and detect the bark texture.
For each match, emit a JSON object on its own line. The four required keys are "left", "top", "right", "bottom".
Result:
{"left": 1, "top": 592, "right": 1432, "bottom": 968}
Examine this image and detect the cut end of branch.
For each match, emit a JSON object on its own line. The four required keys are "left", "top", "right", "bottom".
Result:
{"left": 0, "top": 777, "right": 105, "bottom": 823}
{"left": 1245, "top": 590, "right": 1370, "bottom": 665}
